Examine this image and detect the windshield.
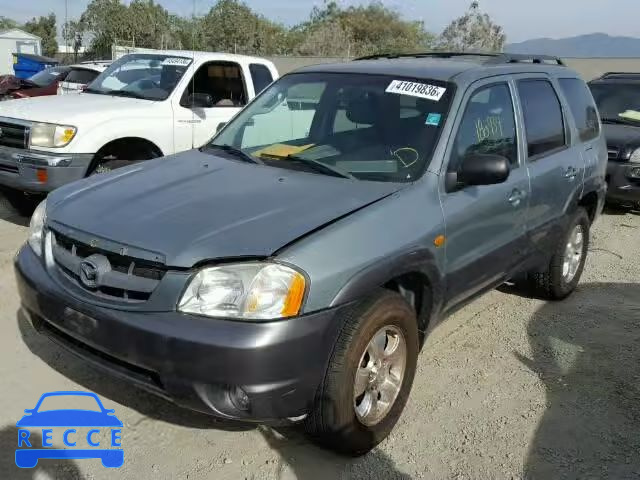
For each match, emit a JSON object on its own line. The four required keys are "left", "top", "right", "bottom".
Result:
{"left": 211, "top": 73, "right": 454, "bottom": 182}
{"left": 589, "top": 82, "right": 640, "bottom": 122}
{"left": 28, "top": 66, "right": 68, "bottom": 87}
{"left": 87, "top": 53, "right": 191, "bottom": 101}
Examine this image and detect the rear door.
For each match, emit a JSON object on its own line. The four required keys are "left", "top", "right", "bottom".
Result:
{"left": 441, "top": 78, "right": 531, "bottom": 308}
{"left": 557, "top": 77, "right": 603, "bottom": 195}
{"left": 514, "top": 76, "right": 584, "bottom": 258}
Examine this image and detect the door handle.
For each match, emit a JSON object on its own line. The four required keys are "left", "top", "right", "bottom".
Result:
{"left": 508, "top": 189, "right": 526, "bottom": 207}
{"left": 563, "top": 167, "right": 578, "bottom": 179}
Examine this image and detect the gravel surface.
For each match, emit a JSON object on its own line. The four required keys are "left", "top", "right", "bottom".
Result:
{"left": 0, "top": 193, "right": 638, "bottom": 480}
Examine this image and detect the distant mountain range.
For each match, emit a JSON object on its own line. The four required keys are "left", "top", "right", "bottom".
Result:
{"left": 506, "top": 33, "right": 640, "bottom": 58}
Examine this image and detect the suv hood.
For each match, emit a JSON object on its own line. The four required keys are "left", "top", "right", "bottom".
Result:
{"left": 602, "top": 123, "right": 640, "bottom": 149}
{"left": 0, "top": 93, "right": 154, "bottom": 125}
{"left": 48, "top": 150, "right": 402, "bottom": 267}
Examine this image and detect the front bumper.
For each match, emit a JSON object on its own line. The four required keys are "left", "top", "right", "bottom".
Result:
{"left": 606, "top": 161, "right": 640, "bottom": 203}
{"left": 0, "top": 145, "right": 92, "bottom": 193}
{"left": 15, "top": 246, "right": 346, "bottom": 422}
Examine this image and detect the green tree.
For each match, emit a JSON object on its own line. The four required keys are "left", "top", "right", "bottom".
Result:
{"left": 0, "top": 16, "right": 19, "bottom": 30}
{"left": 81, "top": 0, "right": 130, "bottom": 57}
{"left": 437, "top": 1, "right": 506, "bottom": 52}
{"left": 201, "top": 0, "right": 289, "bottom": 55}
{"left": 23, "top": 13, "right": 58, "bottom": 57}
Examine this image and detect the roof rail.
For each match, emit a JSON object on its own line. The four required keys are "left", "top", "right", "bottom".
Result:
{"left": 353, "top": 51, "right": 565, "bottom": 66}
{"left": 598, "top": 72, "right": 640, "bottom": 80}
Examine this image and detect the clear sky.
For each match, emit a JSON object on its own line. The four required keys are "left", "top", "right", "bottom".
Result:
{"left": 2, "top": 0, "right": 639, "bottom": 43}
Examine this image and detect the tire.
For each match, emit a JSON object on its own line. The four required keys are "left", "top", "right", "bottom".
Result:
{"left": 305, "top": 290, "right": 419, "bottom": 456}
{"left": 528, "top": 207, "right": 590, "bottom": 300}
{"left": 0, "top": 188, "right": 41, "bottom": 217}
{"left": 90, "top": 159, "right": 138, "bottom": 176}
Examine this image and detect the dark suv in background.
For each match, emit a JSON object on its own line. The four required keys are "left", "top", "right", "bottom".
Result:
{"left": 15, "top": 53, "right": 607, "bottom": 455}
{"left": 589, "top": 72, "right": 640, "bottom": 208}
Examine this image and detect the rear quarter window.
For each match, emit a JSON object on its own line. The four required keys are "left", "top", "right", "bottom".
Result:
{"left": 249, "top": 64, "right": 274, "bottom": 95}
{"left": 65, "top": 68, "right": 100, "bottom": 85}
{"left": 559, "top": 78, "right": 600, "bottom": 142}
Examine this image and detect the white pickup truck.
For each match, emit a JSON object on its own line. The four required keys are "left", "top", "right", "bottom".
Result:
{"left": 0, "top": 50, "right": 278, "bottom": 208}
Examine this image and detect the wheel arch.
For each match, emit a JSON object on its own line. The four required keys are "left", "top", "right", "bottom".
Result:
{"left": 87, "top": 137, "right": 164, "bottom": 174}
{"left": 329, "top": 248, "right": 445, "bottom": 343}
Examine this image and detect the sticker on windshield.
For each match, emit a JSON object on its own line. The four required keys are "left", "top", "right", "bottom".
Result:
{"left": 385, "top": 80, "right": 446, "bottom": 102}
{"left": 162, "top": 57, "right": 192, "bottom": 67}
{"left": 425, "top": 113, "right": 442, "bottom": 126}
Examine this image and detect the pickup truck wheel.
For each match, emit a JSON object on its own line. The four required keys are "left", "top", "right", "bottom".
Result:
{"left": 90, "top": 159, "right": 136, "bottom": 175}
{"left": 305, "top": 290, "right": 419, "bottom": 456}
{"left": 529, "top": 207, "right": 590, "bottom": 300}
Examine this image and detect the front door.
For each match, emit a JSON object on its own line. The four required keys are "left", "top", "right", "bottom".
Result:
{"left": 173, "top": 61, "right": 246, "bottom": 152}
{"left": 440, "top": 79, "right": 530, "bottom": 309}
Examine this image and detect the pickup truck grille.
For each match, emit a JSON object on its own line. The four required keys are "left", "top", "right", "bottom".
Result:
{"left": 51, "top": 230, "right": 166, "bottom": 302}
{"left": 0, "top": 120, "right": 28, "bottom": 149}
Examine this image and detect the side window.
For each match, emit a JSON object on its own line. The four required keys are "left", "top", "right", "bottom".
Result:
{"left": 449, "top": 83, "right": 518, "bottom": 173}
{"left": 249, "top": 63, "right": 273, "bottom": 94}
{"left": 517, "top": 79, "right": 566, "bottom": 158}
{"left": 559, "top": 78, "right": 600, "bottom": 142}
{"left": 182, "top": 62, "right": 247, "bottom": 107}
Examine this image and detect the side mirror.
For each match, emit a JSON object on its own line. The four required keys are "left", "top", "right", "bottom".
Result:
{"left": 187, "top": 93, "right": 214, "bottom": 109}
{"left": 458, "top": 153, "right": 510, "bottom": 187}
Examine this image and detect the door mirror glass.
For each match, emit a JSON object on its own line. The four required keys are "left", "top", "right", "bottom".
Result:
{"left": 458, "top": 153, "right": 510, "bottom": 186}
{"left": 187, "top": 93, "right": 214, "bottom": 108}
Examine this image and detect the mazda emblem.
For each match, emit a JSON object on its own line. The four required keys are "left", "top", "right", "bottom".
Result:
{"left": 79, "top": 260, "right": 99, "bottom": 288}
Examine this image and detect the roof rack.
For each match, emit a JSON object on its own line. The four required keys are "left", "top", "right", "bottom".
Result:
{"left": 353, "top": 52, "right": 565, "bottom": 66}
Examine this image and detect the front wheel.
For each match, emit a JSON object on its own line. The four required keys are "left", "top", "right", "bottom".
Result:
{"left": 305, "top": 291, "right": 419, "bottom": 456}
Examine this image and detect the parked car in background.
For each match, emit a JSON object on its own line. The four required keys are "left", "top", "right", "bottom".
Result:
{"left": 57, "top": 62, "right": 111, "bottom": 95}
{"left": 0, "top": 50, "right": 278, "bottom": 213}
{"left": 15, "top": 53, "right": 606, "bottom": 455}
{"left": 0, "top": 65, "right": 71, "bottom": 100}
{"left": 589, "top": 72, "right": 640, "bottom": 208}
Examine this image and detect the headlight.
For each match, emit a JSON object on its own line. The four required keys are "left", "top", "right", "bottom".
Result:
{"left": 630, "top": 148, "right": 640, "bottom": 163}
{"left": 28, "top": 199, "right": 47, "bottom": 257}
{"left": 30, "top": 123, "right": 77, "bottom": 148}
{"left": 178, "top": 262, "right": 306, "bottom": 320}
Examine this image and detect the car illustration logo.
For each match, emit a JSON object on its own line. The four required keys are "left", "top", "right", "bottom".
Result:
{"left": 79, "top": 260, "right": 98, "bottom": 288}
{"left": 15, "top": 391, "right": 124, "bottom": 468}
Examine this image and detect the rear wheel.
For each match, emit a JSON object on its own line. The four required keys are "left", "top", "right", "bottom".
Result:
{"left": 305, "top": 290, "right": 419, "bottom": 456}
{"left": 528, "top": 207, "right": 590, "bottom": 300}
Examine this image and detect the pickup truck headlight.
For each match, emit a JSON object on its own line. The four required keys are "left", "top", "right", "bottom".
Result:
{"left": 178, "top": 263, "right": 306, "bottom": 320}
{"left": 630, "top": 148, "right": 640, "bottom": 163}
{"left": 30, "top": 122, "right": 77, "bottom": 148}
{"left": 28, "top": 199, "right": 47, "bottom": 257}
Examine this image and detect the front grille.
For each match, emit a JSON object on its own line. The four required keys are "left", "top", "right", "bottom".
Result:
{"left": 608, "top": 147, "right": 620, "bottom": 161}
{"left": 0, "top": 120, "right": 27, "bottom": 149}
{"left": 51, "top": 230, "right": 166, "bottom": 302}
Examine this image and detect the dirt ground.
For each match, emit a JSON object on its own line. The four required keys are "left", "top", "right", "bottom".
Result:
{"left": 0, "top": 192, "right": 638, "bottom": 480}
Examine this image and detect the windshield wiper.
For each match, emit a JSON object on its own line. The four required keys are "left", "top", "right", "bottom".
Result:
{"left": 602, "top": 116, "right": 640, "bottom": 125}
{"left": 204, "top": 144, "right": 261, "bottom": 164}
{"left": 83, "top": 87, "right": 106, "bottom": 95}
{"left": 277, "top": 155, "right": 355, "bottom": 180}
{"left": 103, "top": 90, "right": 148, "bottom": 100}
